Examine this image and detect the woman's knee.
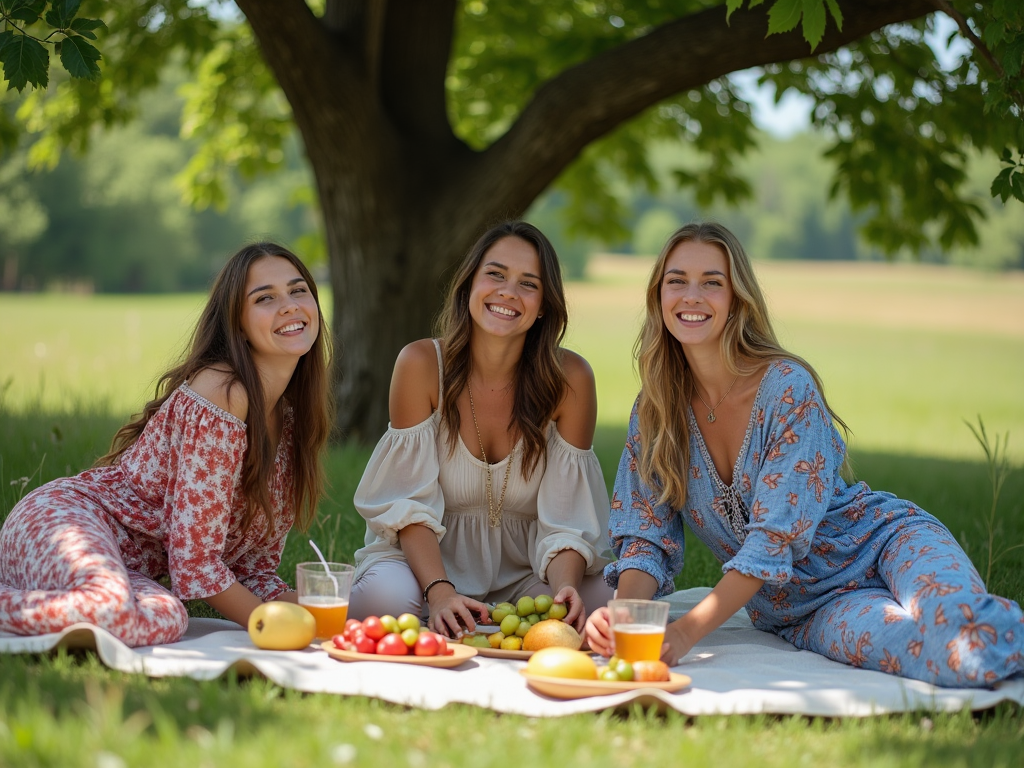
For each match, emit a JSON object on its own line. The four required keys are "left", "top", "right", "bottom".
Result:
{"left": 349, "top": 560, "right": 422, "bottom": 620}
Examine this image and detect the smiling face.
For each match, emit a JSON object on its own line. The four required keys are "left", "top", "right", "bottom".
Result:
{"left": 660, "top": 240, "right": 734, "bottom": 351}
{"left": 467, "top": 236, "right": 545, "bottom": 338}
{"left": 240, "top": 255, "right": 320, "bottom": 368}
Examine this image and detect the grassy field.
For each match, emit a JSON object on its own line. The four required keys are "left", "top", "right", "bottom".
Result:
{"left": 1, "top": 259, "right": 1023, "bottom": 767}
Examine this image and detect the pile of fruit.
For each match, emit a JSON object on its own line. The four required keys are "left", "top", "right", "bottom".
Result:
{"left": 461, "top": 595, "right": 573, "bottom": 651}
{"left": 332, "top": 613, "right": 452, "bottom": 657}
{"left": 596, "top": 655, "right": 671, "bottom": 682}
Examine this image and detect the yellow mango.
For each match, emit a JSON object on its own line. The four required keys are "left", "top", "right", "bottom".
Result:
{"left": 247, "top": 602, "right": 316, "bottom": 650}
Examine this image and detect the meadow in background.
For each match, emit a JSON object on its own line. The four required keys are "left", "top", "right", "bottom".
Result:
{"left": 1, "top": 257, "right": 1023, "bottom": 766}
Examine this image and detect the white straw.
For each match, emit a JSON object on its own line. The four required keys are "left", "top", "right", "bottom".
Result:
{"left": 309, "top": 539, "right": 340, "bottom": 598}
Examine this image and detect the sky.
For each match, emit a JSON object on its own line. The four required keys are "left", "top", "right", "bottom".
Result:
{"left": 731, "top": 14, "right": 968, "bottom": 137}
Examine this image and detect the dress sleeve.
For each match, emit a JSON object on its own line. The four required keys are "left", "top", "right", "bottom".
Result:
{"left": 163, "top": 397, "right": 248, "bottom": 601}
{"left": 723, "top": 364, "right": 845, "bottom": 585}
{"left": 230, "top": 517, "right": 292, "bottom": 601}
{"left": 603, "top": 400, "right": 685, "bottom": 599}
{"left": 534, "top": 424, "right": 611, "bottom": 581}
{"left": 353, "top": 415, "right": 446, "bottom": 546}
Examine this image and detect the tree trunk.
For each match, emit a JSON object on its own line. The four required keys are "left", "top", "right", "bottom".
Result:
{"left": 236, "top": 0, "right": 936, "bottom": 443}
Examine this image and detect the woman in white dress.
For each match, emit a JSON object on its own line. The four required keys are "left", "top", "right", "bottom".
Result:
{"left": 349, "top": 221, "right": 612, "bottom": 637}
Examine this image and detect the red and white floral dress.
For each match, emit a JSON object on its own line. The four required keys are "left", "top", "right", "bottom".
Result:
{"left": 0, "top": 383, "right": 294, "bottom": 647}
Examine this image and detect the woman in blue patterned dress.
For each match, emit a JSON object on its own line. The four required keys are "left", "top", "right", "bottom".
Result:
{"left": 585, "top": 221, "right": 1023, "bottom": 688}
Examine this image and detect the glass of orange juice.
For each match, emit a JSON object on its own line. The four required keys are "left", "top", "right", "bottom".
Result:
{"left": 297, "top": 562, "right": 355, "bottom": 640}
{"left": 607, "top": 599, "right": 670, "bottom": 662}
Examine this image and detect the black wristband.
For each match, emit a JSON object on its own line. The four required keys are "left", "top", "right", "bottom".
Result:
{"left": 422, "top": 578, "right": 455, "bottom": 602}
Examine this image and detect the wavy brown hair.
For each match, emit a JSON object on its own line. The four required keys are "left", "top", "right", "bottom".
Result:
{"left": 637, "top": 221, "right": 848, "bottom": 509}
{"left": 435, "top": 221, "right": 569, "bottom": 477}
{"left": 97, "top": 242, "right": 334, "bottom": 536}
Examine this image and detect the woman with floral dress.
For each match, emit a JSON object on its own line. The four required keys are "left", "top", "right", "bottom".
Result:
{"left": 0, "top": 243, "right": 332, "bottom": 647}
{"left": 585, "top": 221, "right": 1023, "bottom": 688}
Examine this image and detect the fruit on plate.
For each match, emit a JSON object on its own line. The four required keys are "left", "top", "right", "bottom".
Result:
{"left": 248, "top": 602, "right": 316, "bottom": 650}
{"left": 486, "top": 594, "right": 570, "bottom": 635}
{"left": 522, "top": 619, "right": 582, "bottom": 651}
{"left": 632, "top": 659, "right": 671, "bottom": 682}
{"left": 525, "top": 647, "right": 597, "bottom": 680}
{"left": 331, "top": 615, "right": 450, "bottom": 657}
{"left": 459, "top": 633, "right": 492, "bottom": 649}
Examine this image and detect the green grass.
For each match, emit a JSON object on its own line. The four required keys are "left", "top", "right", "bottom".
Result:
{"left": 1, "top": 260, "right": 1023, "bottom": 765}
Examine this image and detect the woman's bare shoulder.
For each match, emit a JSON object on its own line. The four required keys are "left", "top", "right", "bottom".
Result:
{"left": 552, "top": 349, "right": 597, "bottom": 448}
{"left": 189, "top": 367, "right": 248, "bottom": 421}
{"left": 389, "top": 339, "right": 440, "bottom": 428}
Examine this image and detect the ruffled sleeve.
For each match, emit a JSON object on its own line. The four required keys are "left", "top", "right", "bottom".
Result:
{"left": 603, "top": 399, "right": 685, "bottom": 598}
{"left": 353, "top": 414, "right": 446, "bottom": 546}
{"left": 534, "top": 423, "right": 611, "bottom": 581}
{"left": 159, "top": 388, "right": 248, "bottom": 601}
{"left": 722, "top": 363, "right": 845, "bottom": 585}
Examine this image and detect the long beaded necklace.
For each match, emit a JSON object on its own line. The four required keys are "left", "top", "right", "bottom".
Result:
{"left": 467, "top": 379, "right": 513, "bottom": 528}
{"left": 691, "top": 374, "right": 740, "bottom": 424}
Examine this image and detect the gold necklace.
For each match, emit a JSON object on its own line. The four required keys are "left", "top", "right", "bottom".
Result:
{"left": 467, "top": 379, "right": 513, "bottom": 528}
{"left": 692, "top": 374, "right": 740, "bottom": 423}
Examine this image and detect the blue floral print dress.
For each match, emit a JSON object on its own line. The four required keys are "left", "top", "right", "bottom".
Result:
{"left": 606, "top": 360, "right": 1024, "bottom": 688}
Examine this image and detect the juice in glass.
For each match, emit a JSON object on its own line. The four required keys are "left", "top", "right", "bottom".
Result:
{"left": 299, "top": 596, "right": 349, "bottom": 639}
{"left": 612, "top": 623, "right": 665, "bottom": 662}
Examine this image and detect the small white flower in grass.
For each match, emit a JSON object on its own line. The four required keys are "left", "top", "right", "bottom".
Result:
{"left": 364, "top": 723, "right": 384, "bottom": 740}
{"left": 332, "top": 744, "right": 357, "bottom": 765}
{"left": 920, "top": 717, "right": 934, "bottom": 732}
{"left": 96, "top": 752, "right": 126, "bottom": 768}
{"left": 407, "top": 748, "right": 427, "bottom": 768}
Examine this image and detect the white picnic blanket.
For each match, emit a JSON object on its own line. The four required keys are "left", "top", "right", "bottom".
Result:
{"left": 2, "top": 588, "right": 1021, "bottom": 717}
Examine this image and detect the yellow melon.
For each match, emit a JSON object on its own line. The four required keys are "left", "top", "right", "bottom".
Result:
{"left": 522, "top": 619, "right": 582, "bottom": 651}
{"left": 525, "top": 647, "right": 598, "bottom": 679}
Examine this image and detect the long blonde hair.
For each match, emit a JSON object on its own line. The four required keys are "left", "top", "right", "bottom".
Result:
{"left": 636, "top": 221, "right": 847, "bottom": 509}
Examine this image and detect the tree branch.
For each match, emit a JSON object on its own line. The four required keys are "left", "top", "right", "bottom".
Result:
{"left": 378, "top": 0, "right": 459, "bottom": 143}
{"left": 465, "top": 0, "right": 937, "bottom": 212}
{"left": 928, "top": 0, "right": 1005, "bottom": 77}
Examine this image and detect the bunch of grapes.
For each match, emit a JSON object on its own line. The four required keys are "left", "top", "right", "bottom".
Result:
{"left": 462, "top": 594, "right": 567, "bottom": 651}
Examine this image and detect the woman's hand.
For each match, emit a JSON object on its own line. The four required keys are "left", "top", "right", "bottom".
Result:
{"left": 428, "top": 590, "right": 491, "bottom": 638}
{"left": 583, "top": 605, "right": 614, "bottom": 657}
{"left": 661, "top": 619, "right": 696, "bottom": 666}
{"left": 552, "top": 585, "right": 587, "bottom": 633}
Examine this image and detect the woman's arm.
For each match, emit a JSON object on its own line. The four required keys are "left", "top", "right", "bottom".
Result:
{"left": 544, "top": 549, "right": 587, "bottom": 632}
{"left": 661, "top": 570, "right": 763, "bottom": 664}
{"left": 551, "top": 350, "right": 597, "bottom": 449}
{"left": 204, "top": 581, "right": 264, "bottom": 627}
{"left": 584, "top": 568, "right": 658, "bottom": 657}
{"left": 398, "top": 523, "right": 489, "bottom": 637}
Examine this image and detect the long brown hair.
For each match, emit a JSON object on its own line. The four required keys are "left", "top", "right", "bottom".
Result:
{"left": 435, "top": 221, "right": 569, "bottom": 477}
{"left": 636, "top": 221, "right": 847, "bottom": 509}
{"left": 98, "top": 242, "right": 334, "bottom": 536}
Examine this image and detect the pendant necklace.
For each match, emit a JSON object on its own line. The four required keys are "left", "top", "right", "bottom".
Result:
{"left": 467, "top": 379, "right": 513, "bottom": 528}
{"left": 692, "top": 374, "right": 740, "bottom": 423}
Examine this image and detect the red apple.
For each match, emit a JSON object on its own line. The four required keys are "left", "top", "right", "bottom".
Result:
{"left": 376, "top": 633, "right": 408, "bottom": 656}
{"left": 350, "top": 632, "right": 376, "bottom": 654}
{"left": 362, "top": 616, "right": 386, "bottom": 641}
{"left": 413, "top": 632, "right": 440, "bottom": 656}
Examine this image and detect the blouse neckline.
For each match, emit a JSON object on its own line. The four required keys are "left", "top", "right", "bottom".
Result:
{"left": 688, "top": 362, "right": 775, "bottom": 492}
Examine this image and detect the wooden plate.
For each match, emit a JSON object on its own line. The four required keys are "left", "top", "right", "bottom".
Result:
{"left": 473, "top": 645, "right": 533, "bottom": 660}
{"left": 520, "top": 670, "right": 691, "bottom": 699}
{"left": 320, "top": 641, "right": 477, "bottom": 668}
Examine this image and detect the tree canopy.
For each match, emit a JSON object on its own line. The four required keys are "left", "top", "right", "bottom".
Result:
{"left": 3, "top": 0, "right": 1023, "bottom": 439}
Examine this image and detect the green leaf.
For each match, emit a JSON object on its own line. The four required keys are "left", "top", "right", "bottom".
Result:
{"left": 50, "top": 0, "right": 82, "bottom": 27}
{"left": 725, "top": 0, "right": 744, "bottom": 23}
{"left": 58, "top": 33, "right": 100, "bottom": 80}
{"left": 801, "top": 0, "right": 826, "bottom": 50}
{"left": 1001, "top": 147, "right": 1013, "bottom": 162}
{"left": 824, "top": 0, "right": 843, "bottom": 30}
{"left": 0, "top": 32, "right": 48, "bottom": 91}
{"left": 767, "top": 0, "right": 803, "bottom": 36}
{"left": 7, "top": 0, "right": 45, "bottom": 24}
{"left": 1011, "top": 170, "right": 1024, "bottom": 203}
{"left": 990, "top": 167, "right": 1013, "bottom": 203}
{"left": 69, "top": 17, "right": 106, "bottom": 40}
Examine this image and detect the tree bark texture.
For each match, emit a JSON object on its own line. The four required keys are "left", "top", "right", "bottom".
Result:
{"left": 234, "top": 0, "right": 935, "bottom": 442}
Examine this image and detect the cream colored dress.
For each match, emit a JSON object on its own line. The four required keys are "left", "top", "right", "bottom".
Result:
{"left": 353, "top": 341, "right": 610, "bottom": 603}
